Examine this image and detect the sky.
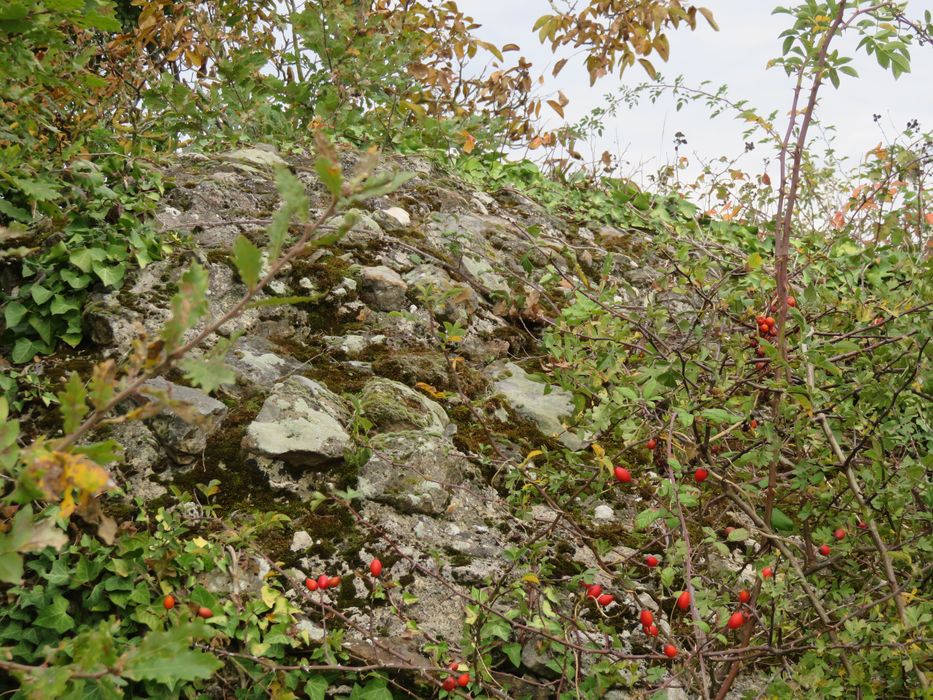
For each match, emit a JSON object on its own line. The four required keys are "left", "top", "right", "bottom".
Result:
{"left": 456, "top": 1, "right": 933, "bottom": 184}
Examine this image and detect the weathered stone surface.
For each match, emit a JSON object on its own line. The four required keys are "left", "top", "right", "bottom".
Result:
{"left": 356, "top": 431, "right": 464, "bottom": 515}
{"left": 218, "top": 146, "right": 288, "bottom": 170}
{"left": 322, "top": 333, "right": 386, "bottom": 359}
{"left": 140, "top": 377, "right": 228, "bottom": 464}
{"left": 226, "top": 336, "right": 305, "bottom": 390}
{"left": 360, "top": 265, "right": 409, "bottom": 311}
{"left": 242, "top": 376, "right": 351, "bottom": 467}
{"left": 485, "top": 360, "right": 586, "bottom": 450}
{"left": 359, "top": 377, "right": 448, "bottom": 435}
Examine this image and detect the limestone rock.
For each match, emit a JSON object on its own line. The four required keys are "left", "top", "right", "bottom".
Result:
{"left": 218, "top": 146, "right": 288, "bottom": 170}
{"left": 242, "top": 376, "right": 351, "bottom": 467}
{"left": 485, "top": 361, "right": 586, "bottom": 450}
{"left": 226, "top": 336, "right": 305, "bottom": 390}
{"left": 356, "top": 431, "right": 464, "bottom": 515}
{"left": 322, "top": 333, "right": 386, "bottom": 359}
{"left": 359, "top": 377, "right": 448, "bottom": 435}
{"left": 140, "top": 377, "right": 228, "bottom": 464}
{"left": 360, "top": 265, "right": 408, "bottom": 311}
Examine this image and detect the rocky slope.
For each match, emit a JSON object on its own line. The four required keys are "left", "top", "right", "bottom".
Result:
{"left": 83, "top": 144, "right": 755, "bottom": 699}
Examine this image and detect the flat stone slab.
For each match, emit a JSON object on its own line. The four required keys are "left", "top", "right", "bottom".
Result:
{"left": 242, "top": 376, "right": 351, "bottom": 467}
{"left": 485, "top": 361, "right": 586, "bottom": 450}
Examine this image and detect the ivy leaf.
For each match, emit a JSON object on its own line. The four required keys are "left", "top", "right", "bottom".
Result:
{"left": 4, "top": 301, "right": 28, "bottom": 328}
{"left": 122, "top": 624, "right": 222, "bottom": 684}
{"left": 34, "top": 596, "right": 75, "bottom": 634}
{"left": 305, "top": 677, "right": 328, "bottom": 700}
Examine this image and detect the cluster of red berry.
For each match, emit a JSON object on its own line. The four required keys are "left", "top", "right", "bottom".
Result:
{"left": 305, "top": 573, "right": 341, "bottom": 591}
{"left": 582, "top": 581, "right": 615, "bottom": 607}
{"left": 162, "top": 594, "right": 212, "bottom": 619}
{"left": 441, "top": 662, "right": 470, "bottom": 691}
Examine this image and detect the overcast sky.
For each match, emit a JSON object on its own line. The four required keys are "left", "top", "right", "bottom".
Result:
{"left": 456, "top": 1, "right": 933, "bottom": 184}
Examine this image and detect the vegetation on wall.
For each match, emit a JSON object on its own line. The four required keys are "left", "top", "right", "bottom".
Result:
{"left": 0, "top": 0, "right": 931, "bottom": 698}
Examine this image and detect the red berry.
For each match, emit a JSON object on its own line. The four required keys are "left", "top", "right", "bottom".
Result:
{"left": 645, "top": 555, "right": 659, "bottom": 568}
{"left": 370, "top": 559, "right": 383, "bottom": 577}
{"left": 750, "top": 419, "right": 758, "bottom": 429}
{"left": 457, "top": 673, "right": 470, "bottom": 687}
{"left": 787, "top": 296, "right": 797, "bottom": 308}
{"left": 762, "top": 566, "right": 773, "bottom": 579}
{"left": 858, "top": 521, "right": 868, "bottom": 530}
{"left": 694, "top": 467, "right": 708, "bottom": 484}
{"left": 756, "top": 361, "right": 767, "bottom": 371}
{"left": 647, "top": 623, "right": 659, "bottom": 636}
{"left": 647, "top": 438, "right": 658, "bottom": 450}
{"left": 759, "top": 323, "right": 770, "bottom": 334}
{"left": 724, "top": 526, "right": 735, "bottom": 537}
{"left": 727, "top": 611, "right": 745, "bottom": 630}
{"left": 834, "top": 528, "right": 846, "bottom": 540}
{"left": 755, "top": 346, "right": 765, "bottom": 357}
{"left": 756, "top": 315, "right": 766, "bottom": 325}
{"left": 614, "top": 466, "right": 632, "bottom": 483}
{"left": 597, "top": 593, "right": 614, "bottom": 606}
{"left": 163, "top": 595, "right": 175, "bottom": 610}
{"left": 765, "top": 317, "right": 776, "bottom": 328}
{"left": 197, "top": 606, "right": 213, "bottom": 619}
{"left": 769, "top": 326, "right": 778, "bottom": 336}
{"left": 677, "top": 590, "right": 691, "bottom": 611}
{"left": 738, "top": 589, "right": 751, "bottom": 604}
{"left": 329, "top": 576, "right": 341, "bottom": 588}
{"left": 664, "top": 644, "right": 678, "bottom": 658}
{"left": 586, "top": 584, "right": 602, "bottom": 599}
{"left": 640, "top": 609, "right": 654, "bottom": 627}
{"left": 448, "top": 662, "right": 459, "bottom": 671}
{"left": 442, "top": 677, "right": 456, "bottom": 691}
{"left": 305, "top": 577, "right": 318, "bottom": 591}
{"left": 317, "top": 574, "right": 329, "bottom": 589}
{"left": 819, "top": 544, "right": 831, "bottom": 556}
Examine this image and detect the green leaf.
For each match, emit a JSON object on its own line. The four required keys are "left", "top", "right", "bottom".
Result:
{"left": 49, "top": 295, "right": 80, "bottom": 315}
{"left": 122, "top": 624, "right": 223, "bottom": 684}
{"left": 92, "top": 261, "right": 125, "bottom": 288}
{"left": 30, "top": 284, "right": 54, "bottom": 305}
{"left": 28, "top": 314, "right": 53, "bottom": 345}
{"left": 11, "top": 337, "right": 38, "bottom": 364}
{"left": 315, "top": 156, "right": 343, "bottom": 198}
{"left": 700, "top": 408, "right": 737, "bottom": 424}
{"left": 69, "top": 248, "right": 94, "bottom": 273}
{"left": 0, "top": 552, "right": 24, "bottom": 584}
{"left": 3, "top": 301, "right": 28, "bottom": 328}
{"left": 13, "top": 177, "right": 59, "bottom": 202}
{"left": 727, "top": 528, "right": 749, "bottom": 542}
{"left": 58, "top": 372, "right": 89, "bottom": 434}
{"left": 304, "top": 677, "right": 329, "bottom": 700}
{"left": 34, "top": 596, "right": 75, "bottom": 634}
{"left": 232, "top": 234, "right": 262, "bottom": 289}
{"left": 635, "top": 508, "right": 662, "bottom": 530}
{"left": 503, "top": 642, "right": 522, "bottom": 667}
{"left": 179, "top": 356, "right": 236, "bottom": 393}
{"left": 770, "top": 507, "right": 795, "bottom": 533}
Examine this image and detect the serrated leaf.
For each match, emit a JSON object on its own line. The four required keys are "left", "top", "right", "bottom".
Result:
{"left": 122, "top": 624, "right": 222, "bottom": 684}
{"left": 58, "top": 372, "right": 89, "bottom": 434}
{"left": 232, "top": 234, "right": 262, "bottom": 289}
